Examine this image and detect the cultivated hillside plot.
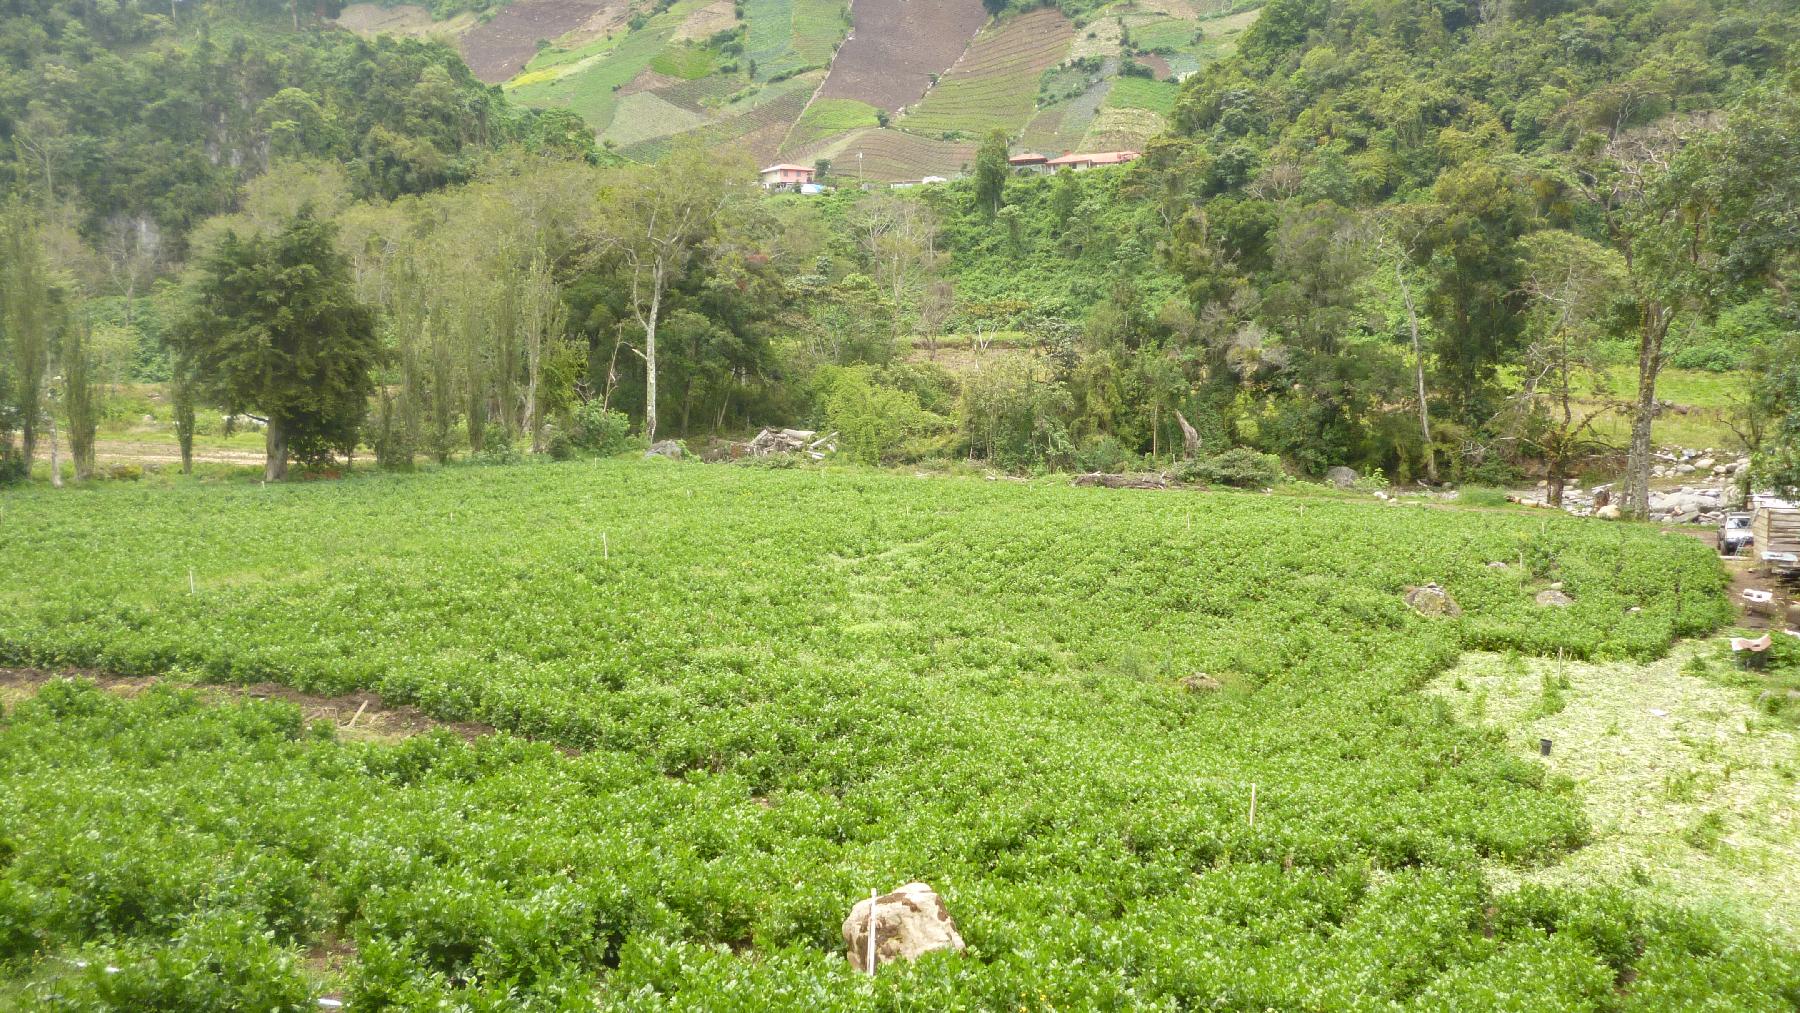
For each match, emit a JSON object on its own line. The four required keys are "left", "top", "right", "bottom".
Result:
{"left": 744, "top": 0, "right": 847, "bottom": 80}
{"left": 333, "top": 3, "right": 478, "bottom": 41}
{"left": 507, "top": 0, "right": 702, "bottom": 134}
{"left": 621, "top": 71, "right": 820, "bottom": 162}
{"left": 789, "top": 126, "right": 978, "bottom": 180}
{"left": 4, "top": 463, "right": 1791, "bottom": 1006}
{"left": 461, "top": 0, "right": 621, "bottom": 83}
{"left": 901, "top": 8, "right": 1076, "bottom": 137}
{"left": 814, "top": 0, "right": 989, "bottom": 112}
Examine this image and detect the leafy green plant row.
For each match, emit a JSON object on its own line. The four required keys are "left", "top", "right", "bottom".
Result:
{"left": 0, "top": 461, "right": 1778, "bottom": 1007}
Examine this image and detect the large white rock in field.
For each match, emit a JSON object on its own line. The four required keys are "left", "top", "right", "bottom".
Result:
{"left": 843, "top": 882, "right": 965, "bottom": 972}
{"left": 1325, "top": 466, "right": 1358, "bottom": 488}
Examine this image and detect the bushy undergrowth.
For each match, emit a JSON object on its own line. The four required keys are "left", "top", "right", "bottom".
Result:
{"left": 1178, "top": 446, "right": 1285, "bottom": 488}
{"left": 0, "top": 462, "right": 1778, "bottom": 1007}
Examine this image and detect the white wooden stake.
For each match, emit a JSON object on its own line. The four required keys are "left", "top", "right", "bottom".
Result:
{"left": 603, "top": 532, "right": 609, "bottom": 561}
{"left": 865, "top": 888, "right": 878, "bottom": 976}
{"left": 1248, "top": 782, "right": 1257, "bottom": 828}
{"left": 188, "top": 568, "right": 195, "bottom": 595}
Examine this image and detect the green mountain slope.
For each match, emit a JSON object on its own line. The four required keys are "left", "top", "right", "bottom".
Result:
{"left": 338, "top": 0, "right": 1262, "bottom": 177}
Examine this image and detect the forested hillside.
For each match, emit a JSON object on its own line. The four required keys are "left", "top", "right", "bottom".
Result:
{"left": 0, "top": 0, "right": 1796, "bottom": 503}
{"left": 915, "top": 0, "right": 1800, "bottom": 497}
{"left": 0, "top": 0, "right": 575, "bottom": 255}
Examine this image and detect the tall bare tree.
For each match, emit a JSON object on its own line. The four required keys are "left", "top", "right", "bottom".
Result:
{"left": 519, "top": 246, "right": 567, "bottom": 453}
{"left": 593, "top": 144, "right": 750, "bottom": 444}
{"left": 1505, "top": 231, "right": 1628, "bottom": 507}
{"left": 1579, "top": 114, "right": 1722, "bottom": 518}
{"left": 849, "top": 192, "right": 942, "bottom": 344}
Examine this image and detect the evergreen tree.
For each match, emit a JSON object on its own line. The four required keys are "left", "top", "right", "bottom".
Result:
{"left": 176, "top": 210, "right": 377, "bottom": 480}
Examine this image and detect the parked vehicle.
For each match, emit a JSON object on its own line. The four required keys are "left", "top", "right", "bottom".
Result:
{"left": 1721, "top": 512, "right": 1755, "bottom": 556}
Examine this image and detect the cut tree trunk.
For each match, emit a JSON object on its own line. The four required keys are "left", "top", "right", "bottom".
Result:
{"left": 1174, "top": 410, "right": 1201, "bottom": 461}
{"left": 265, "top": 416, "right": 290, "bottom": 482}
{"left": 47, "top": 411, "right": 62, "bottom": 488}
{"left": 1623, "top": 305, "right": 1670, "bottom": 520}
{"left": 643, "top": 262, "right": 664, "bottom": 445}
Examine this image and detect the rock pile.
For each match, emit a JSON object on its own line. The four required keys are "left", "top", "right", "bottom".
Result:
{"left": 1505, "top": 448, "right": 1751, "bottom": 525}
{"left": 1651, "top": 448, "right": 1749, "bottom": 482}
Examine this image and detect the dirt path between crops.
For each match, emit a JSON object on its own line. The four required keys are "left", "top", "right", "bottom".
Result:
{"left": 31, "top": 440, "right": 268, "bottom": 467}
{"left": 0, "top": 667, "right": 495, "bottom": 744}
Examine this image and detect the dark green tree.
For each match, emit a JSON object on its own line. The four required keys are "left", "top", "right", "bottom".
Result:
{"left": 974, "top": 129, "right": 1009, "bottom": 218}
{"left": 176, "top": 211, "right": 377, "bottom": 480}
{"left": 0, "top": 200, "right": 56, "bottom": 477}
{"left": 1417, "top": 162, "right": 1532, "bottom": 420}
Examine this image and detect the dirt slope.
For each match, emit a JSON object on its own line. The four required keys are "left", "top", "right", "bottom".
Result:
{"left": 460, "top": 0, "right": 621, "bottom": 83}
{"left": 815, "top": 0, "right": 989, "bottom": 112}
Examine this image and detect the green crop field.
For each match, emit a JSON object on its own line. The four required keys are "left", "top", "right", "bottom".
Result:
{"left": 788, "top": 97, "right": 881, "bottom": 147}
{"left": 650, "top": 41, "right": 721, "bottom": 80}
{"left": 3, "top": 461, "right": 1794, "bottom": 1007}
{"left": 622, "top": 72, "right": 819, "bottom": 163}
{"left": 1126, "top": 15, "right": 1204, "bottom": 53}
{"left": 901, "top": 9, "right": 1077, "bottom": 137}
{"left": 805, "top": 127, "right": 979, "bottom": 180}
{"left": 1106, "top": 74, "right": 1180, "bottom": 116}
{"left": 744, "top": 0, "right": 847, "bottom": 81}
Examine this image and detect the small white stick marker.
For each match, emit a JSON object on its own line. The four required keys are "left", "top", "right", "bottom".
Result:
{"left": 866, "top": 888, "right": 878, "bottom": 976}
{"left": 1249, "top": 782, "right": 1257, "bottom": 828}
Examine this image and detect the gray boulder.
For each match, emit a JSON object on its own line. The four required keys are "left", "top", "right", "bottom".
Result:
{"left": 1404, "top": 584, "right": 1462, "bottom": 618}
{"left": 644, "top": 440, "right": 684, "bottom": 460}
{"left": 1325, "top": 466, "right": 1358, "bottom": 488}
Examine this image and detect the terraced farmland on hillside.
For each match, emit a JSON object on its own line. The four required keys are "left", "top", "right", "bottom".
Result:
{"left": 506, "top": 0, "right": 702, "bottom": 134}
{"left": 1080, "top": 105, "right": 1164, "bottom": 151}
{"left": 743, "top": 0, "right": 847, "bottom": 81}
{"left": 813, "top": 0, "right": 988, "bottom": 113}
{"left": 785, "top": 97, "right": 881, "bottom": 148}
{"left": 460, "top": 0, "right": 620, "bottom": 83}
{"left": 333, "top": 3, "right": 480, "bottom": 42}
{"left": 794, "top": 127, "right": 979, "bottom": 181}
{"left": 620, "top": 72, "right": 819, "bottom": 163}
{"left": 605, "top": 91, "right": 712, "bottom": 146}
{"left": 1106, "top": 74, "right": 1180, "bottom": 116}
{"left": 901, "top": 8, "right": 1076, "bottom": 137}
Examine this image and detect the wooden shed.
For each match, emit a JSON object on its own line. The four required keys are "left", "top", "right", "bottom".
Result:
{"left": 1754, "top": 506, "right": 1800, "bottom": 560}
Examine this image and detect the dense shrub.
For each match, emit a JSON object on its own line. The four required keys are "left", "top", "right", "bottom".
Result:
{"left": 571, "top": 401, "right": 634, "bottom": 456}
{"left": 1180, "top": 446, "right": 1284, "bottom": 487}
{"left": 816, "top": 366, "right": 944, "bottom": 466}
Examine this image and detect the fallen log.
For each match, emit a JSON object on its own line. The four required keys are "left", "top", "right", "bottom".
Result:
{"left": 1072, "top": 472, "right": 1169, "bottom": 490}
